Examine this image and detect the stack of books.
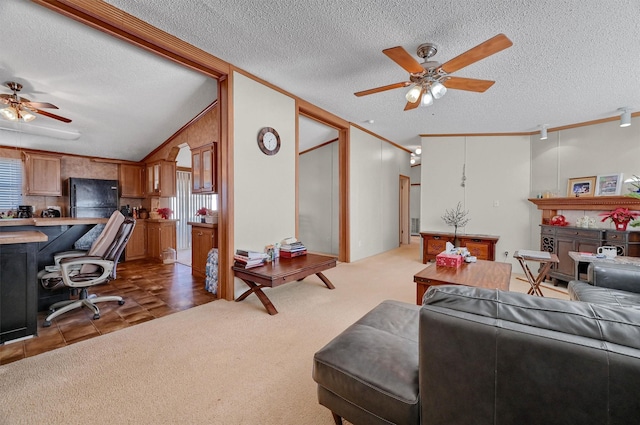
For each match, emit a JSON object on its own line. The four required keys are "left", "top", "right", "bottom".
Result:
{"left": 280, "top": 240, "right": 307, "bottom": 258}
{"left": 234, "top": 249, "right": 268, "bottom": 269}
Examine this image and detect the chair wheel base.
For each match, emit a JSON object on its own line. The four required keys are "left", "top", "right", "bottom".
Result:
{"left": 93, "top": 313, "right": 100, "bottom": 320}
{"left": 118, "top": 300, "right": 125, "bottom": 305}
{"left": 43, "top": 320, "right": 52, "bottom": 327}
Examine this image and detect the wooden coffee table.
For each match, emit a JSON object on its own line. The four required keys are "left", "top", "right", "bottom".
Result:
{"left": 413, "top": 260, "right": 512, "bottom": 305}
{"left": 233, "top": 253, "right": 337, "bottom": 315}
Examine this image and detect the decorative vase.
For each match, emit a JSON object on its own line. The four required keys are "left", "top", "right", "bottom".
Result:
{"left": 200, "top": 217, "right": 206, "bottom": 223}
{"left": 614, "top": 220, "right": 629, "bottom": 231}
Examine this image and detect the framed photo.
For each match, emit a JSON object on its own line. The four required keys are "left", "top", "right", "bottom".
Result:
{"left": 596, "top": 173, "right": 623, "bottom": 196}
{"left": 567, "top": 176, "right": 596, "bottom": 197}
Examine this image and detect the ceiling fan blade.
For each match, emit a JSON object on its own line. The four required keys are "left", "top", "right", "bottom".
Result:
{"left": 32, "top": 108, "right": 72, "bottom": 123}
{"left": 23, "top": 101, "right": 59, "bottom": 109}
{"left": 443, "top": 76, "right": 495, "bottom": 92}
{"left": 404, "top": 87, "right": 423, "bottom": 111}
{"left": 354, "top": 82, "right": 411, "bottom": 97}
{"left": 440, "top": 34, "right": 513, "bottom": 74}
{"left": 383, "top": 46, "right": 424, "bottom": 74}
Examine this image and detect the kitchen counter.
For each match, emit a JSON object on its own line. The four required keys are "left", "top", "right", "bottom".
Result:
{"left": 0, "top": 230, "right": 49, "bottom": 343}
{"left": 0, "top": 217, "right": 108, "bottom": 227}
{"left": 0, "top": 230, "right": 48, "bottom": 244}
{"left": 187, "top": 221, "right": 217, "bottom": 228}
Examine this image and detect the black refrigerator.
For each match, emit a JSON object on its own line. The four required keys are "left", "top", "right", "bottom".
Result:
{"left": 68, "top": 177, "right": 119, "bottom": 218}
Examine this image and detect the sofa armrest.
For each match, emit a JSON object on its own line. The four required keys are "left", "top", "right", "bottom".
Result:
{"left": 588, "top": 263, "right": 640, "bottom": 294}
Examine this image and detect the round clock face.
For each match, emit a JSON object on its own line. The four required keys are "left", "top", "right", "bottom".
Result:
{"left": 257, "top": 127, "right": 281, "bottom": 155}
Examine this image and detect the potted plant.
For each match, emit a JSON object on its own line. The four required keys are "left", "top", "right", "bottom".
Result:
{"left": 441, "top": 202, "right": 470, "bottom": 245}
{"left": 598, "top": 207, "right": 640, "bottom": 231}
{"left": 196, "top": 207, "right": 208, "bottom": 223}
{"left": 156, "top": 207, "right": 173, "bottom": 220}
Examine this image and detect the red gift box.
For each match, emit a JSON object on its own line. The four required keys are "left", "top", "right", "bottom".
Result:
{"left": 436, "top": 253, "right": 463, "bottom": 268}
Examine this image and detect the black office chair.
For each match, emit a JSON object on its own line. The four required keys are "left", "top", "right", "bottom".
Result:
{"left": 40, "top": 212, "right": 136, "bottom": 327}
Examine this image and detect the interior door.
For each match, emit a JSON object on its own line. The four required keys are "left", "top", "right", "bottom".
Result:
{"left": 399, "top": 175, "right": 410, "bottom": 245}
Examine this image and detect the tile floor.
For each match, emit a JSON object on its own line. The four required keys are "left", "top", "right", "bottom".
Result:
{"left": 0, "top": 258, "right": 216, "bottom": 365}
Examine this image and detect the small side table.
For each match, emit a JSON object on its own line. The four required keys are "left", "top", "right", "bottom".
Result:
{"left": 513, "top": 250, "right": 559, "bottom": 296}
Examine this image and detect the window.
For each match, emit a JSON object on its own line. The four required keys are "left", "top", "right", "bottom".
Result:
{"left": 0, "top": 157, "right": 22, "bottom": 211}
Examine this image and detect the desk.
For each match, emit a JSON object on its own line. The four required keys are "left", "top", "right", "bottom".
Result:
{"left": 568, "top": 251, "right": 640, "bottom": 281}
{"left": 0, "top": 231, "right": 48, "bottom": 343}
{"left": 233, "top": 253, "right": 337, "bottom": 315}
{"left": 413, "top": 260, "right": 511, "bottom": 305}
{"left": 513, "top": 250, "right": 559, "bottom": 296}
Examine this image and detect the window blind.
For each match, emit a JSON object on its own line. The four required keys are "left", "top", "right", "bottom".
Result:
{"left": 0, "top": 158, "right": 23, "bottom": 211}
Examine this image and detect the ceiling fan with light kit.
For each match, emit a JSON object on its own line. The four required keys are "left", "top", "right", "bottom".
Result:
{"left": 0, "top": 81, "right": 71, "bottom": 123}
{"left": 355, "top": 34, "right": 513, "bottom": 110}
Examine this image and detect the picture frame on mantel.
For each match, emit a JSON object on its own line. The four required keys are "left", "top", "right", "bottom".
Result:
{"left": 567, "top": 176, "right": 596, "bottom": 197}
{"left": 596, "top": 173, "right": 623, "bottom": 196}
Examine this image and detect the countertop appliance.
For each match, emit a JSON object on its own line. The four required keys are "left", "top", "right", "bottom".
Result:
{"left": 17, "top": 205, "right": 34, "bottom": 218}
{"left": 68, "top": 178, "right": 119, "bottom": 218}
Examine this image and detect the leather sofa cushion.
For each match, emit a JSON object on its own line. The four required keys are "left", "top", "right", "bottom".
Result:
{"left": 588, "top": 263, "right": 640, "bottom": 294}
{"left": 421, "top": 285, "right": 640, "bottom": 424}
{"left": 313, "top": 300, "right": 420, "bottom": 425}
{"left": 423, "top": 284, "right": 640, "bottom": 351}
{"left": 569, "top": 280, "right": 640, "bottom": 309}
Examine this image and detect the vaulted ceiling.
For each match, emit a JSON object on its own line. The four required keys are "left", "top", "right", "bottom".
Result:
{"left": 1, "top": 0, "right": 639, "bottom": 161}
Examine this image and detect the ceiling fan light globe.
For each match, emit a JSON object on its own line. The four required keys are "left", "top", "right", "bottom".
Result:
{"left": 405, "top": 86, "right": 422, "bottom": 103}
{"left": 422, "top": 91, "right": 434, "bottom": 106}
{"left": 431, "top": 82, "right": 447, "bottom": 99}
{"left": 0, "top": 107, "right": 18, "bottom": 121}
{"left": 21, "top": 110, "right": 36, "bottom": 122}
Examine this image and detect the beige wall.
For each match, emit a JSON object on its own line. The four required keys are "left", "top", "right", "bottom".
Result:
{"left": 350, "top": 126, "right": 411, "bottom": 262}
{"left": 232, "top": 72, "right": 296, "bottom": 296}
{"left": 529, "top": 116, "right": 640, "bottom": 244}
{"left": 420, "top": 135, "right": 531, "bottom": 268}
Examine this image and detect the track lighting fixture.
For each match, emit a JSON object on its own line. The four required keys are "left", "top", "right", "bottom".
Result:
{"left": 415, "top": 147, "right": 422, "bottom": 155}
{"left": 540, "top": 125, "right": 548, "bottom": 140}
{"left": 619, "top": 107, "right": 631, "bottom": 127}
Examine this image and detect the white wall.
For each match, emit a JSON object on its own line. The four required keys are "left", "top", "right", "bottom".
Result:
{"left": 420, "top": 135, "right": 531, "bottom": 267}
{"left": 299, "top": 142, "right": 339, "bottom": 255}
{"left": 350, "top": 126, "right": 411, "bottom": 261}
{"left": 530, "top": 116, "right": 640, "bottom": 237}
{"left": 233, "top": 72, "right": 296, "bottom": 296}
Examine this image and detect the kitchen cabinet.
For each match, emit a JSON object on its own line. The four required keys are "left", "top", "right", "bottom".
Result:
{"left": 23, "top": 152, "right": 61, "bottom": 196}
{"left": 190, "top": 222, "right": 218, "bottom": 277}
{"left": 191, "top": 143, "right": 217, "bottom": 193}
{"left": 125, "top": 220, "right": 147, "bottom": 260}
{"left": 147, "top": 219, "right": 177, "bottom": 261}
{"left": 146, "top": 160, "right": 176, "bottom": 197}
{"left": 119, "top": 163, "right": 145, "bottom": 198}
{"left": 420, "top": 232, "right": 499, "bottom": 263}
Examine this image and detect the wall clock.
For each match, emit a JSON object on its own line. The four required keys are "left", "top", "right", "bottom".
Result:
{"left": 257, "top": 127, "right": 281, "bottom": 155}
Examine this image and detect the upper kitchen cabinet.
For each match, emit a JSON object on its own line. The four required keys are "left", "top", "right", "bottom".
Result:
{"left": 23, "top": 152, "right": 61, "bottom": 196}
{"left": 146, "top": 160, "right": 176, "bottom": 197}
{"left": 119, "top": 163, "right": 145, "bottom": 198}
{"left": 191, "top": 142, "right": 217, "bottom": 193}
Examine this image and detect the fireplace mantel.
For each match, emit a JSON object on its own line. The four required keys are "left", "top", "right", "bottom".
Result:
{"left": 528, "top": 196, "right": 640, "bottom": 224}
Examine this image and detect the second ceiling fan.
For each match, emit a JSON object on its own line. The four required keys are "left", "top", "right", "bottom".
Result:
{"left": 355, "top": 34, "right": 513, "bottom": 110}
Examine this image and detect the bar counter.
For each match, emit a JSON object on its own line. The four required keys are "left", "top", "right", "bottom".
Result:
{"left": 0, "top": 217, "right": 108, "bottom": 311}
{"left": 0, "top": 217, "right": 108, "bottom": 227}
{"left": 0, "top": 230, "right": 49, "bottom": 343}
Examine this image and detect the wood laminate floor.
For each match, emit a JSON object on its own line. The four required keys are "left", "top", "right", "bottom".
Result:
{"left": 0, "top": 259, "right": 216, "bottom": 365}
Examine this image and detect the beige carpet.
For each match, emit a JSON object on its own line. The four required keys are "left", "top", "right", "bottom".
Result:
{"left": 0, "top": 240, "right": 566, "bottom": 424}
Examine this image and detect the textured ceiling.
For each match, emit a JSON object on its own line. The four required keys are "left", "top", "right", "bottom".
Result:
{"left": 2, "top": 0, "right": 640, "bottom": 161}
{"left": 0, "top": 0, "right": 217, "bottom": 161}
